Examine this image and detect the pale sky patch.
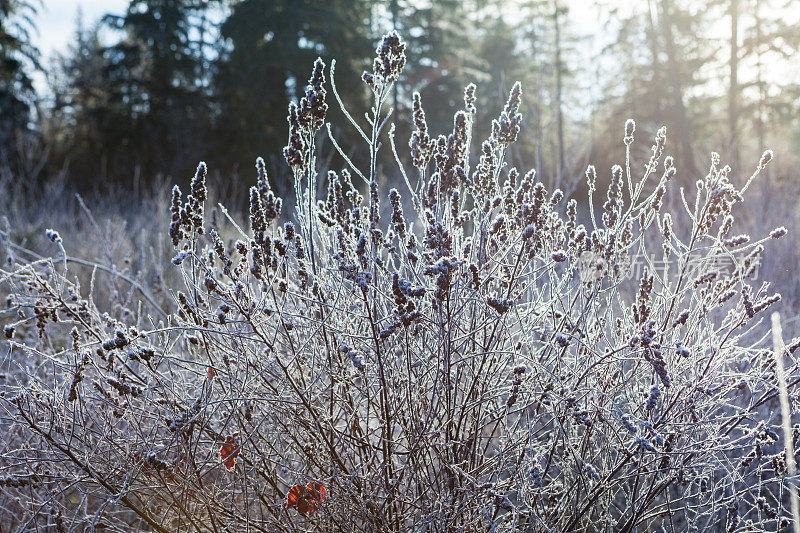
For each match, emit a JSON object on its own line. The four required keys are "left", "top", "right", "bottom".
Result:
{"left": 35, "top": 0, "right": 128, "bottom": 57}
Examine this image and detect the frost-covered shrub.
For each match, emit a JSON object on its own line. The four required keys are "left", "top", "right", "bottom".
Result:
{"left": 0, "top": 31, "right": 795, "bottom": 532}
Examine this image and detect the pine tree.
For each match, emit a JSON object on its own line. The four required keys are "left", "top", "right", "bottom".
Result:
{"left": 735, "top": 0, "right": 799, "bottom": 165}
{"left": 0, "top": 0, "right": 40, "bottom": 165}
{"left": 593, "top": 0, "right": 714, "bottom": 179}
{"left": 98, "top": 0, "right": 214, "bottom": 180}
{"left": 212, "top": 0, "right": 372, "bottom": 185}
{"left": 47, "top": 15, "right": 118, "bottom": 187}
{"left": 398, "top": 0, "right": 478, "bottom": 134}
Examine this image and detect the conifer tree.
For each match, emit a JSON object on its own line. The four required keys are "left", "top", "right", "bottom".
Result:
{"left": 0, "top": 0, "right": 40, "bottom": 165}
{"left": 213, "top": 0, "right": 372, "bottom": 182}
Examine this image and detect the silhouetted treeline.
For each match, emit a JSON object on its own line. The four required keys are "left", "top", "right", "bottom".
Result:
{"left": 1, "top": 0, "right": 798, "bottom": 193}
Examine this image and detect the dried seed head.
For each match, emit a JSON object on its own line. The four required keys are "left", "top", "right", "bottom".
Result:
{"left": 753, "top": 293, "right": 781, "bottom": 314}
{"left": 725, "top": 233, "right": 750, "bottom": 248}
{"left": 555, "top": 333, "right": 569, "bottom": 347}
{"left": 646, "top": 385, "right": 660, "bottom": 410}
{"left": 464, "top": 83, "right": 477, "bottom": 114}
{"left": 620, "top": 413, "right": 637, "bottom": 434}
{"left": 389, "top": 189, "right": 407, "bottom": 241}
{"left": 410, "top": 92, "right": 434, "bottom": 169}
{"left": 45, "top": 229, "right": 61, "bottom": 243}
{"left": 255, "top": 157, "right": 270, "bottom": 192}
{"left": 283, "top": 101, "right": 306, "bottom": 171}
{"left": 299, "top": 58, "right": 327, "bottom": 131}
{"left": 585, "top": 165, "right": 596, "bottom": 192}
{"left": 471, "top": 139, "right": 499, "bottom": 201}
{"left": 169, "top": 185, "right": 184, "bottom": 246}
{"left": 624, "top": 119, "right": 635, "bottom": 144}
{"left": 759, "top": 149, "right": 773, "bottom": 168}
{"left": 770, "top": 226, "right": 787, "bottom": 239}
{"left": 366, "top": 30, "right": 406, "bottom": 87}
{"left": 250, "top": 187, "right": 267, "bottom": 244}
{"left": 602, "top": 165, "right": 623, "bottom": 229}
{"left": 494, "top": 82, "right": 523, "bottom": 146}
{"left": 191, "top": 162, "right": 207, "bottom": 203}
{"left": 487, "top": 297, "right": 513, "bottom": 314}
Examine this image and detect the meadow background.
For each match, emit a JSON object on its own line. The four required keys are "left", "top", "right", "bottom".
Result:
{"left": 2, "top": 0, "right": 799, "bottom": 307}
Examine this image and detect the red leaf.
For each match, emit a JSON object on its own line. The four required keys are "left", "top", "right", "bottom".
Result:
{"left": 307, "top": 481, "right": 326, "bottom": 502}
{"left": 286, "top": 485, "right": 303, "bottom": 509}
{"left": 285, "top": 480, "right": 326, "bottom": 515}
{"left": 220, "top": 433, "right": 240, "bottom": 470}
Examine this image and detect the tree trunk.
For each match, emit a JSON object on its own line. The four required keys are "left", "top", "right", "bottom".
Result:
{"left": 755, "top": 0, "right": 766, "bottom": 157}
{"left": 646, "top": 0, "right": 662, "bottom": 116}
{"left": 525, "top": 1, "right": 544, "bottom": 176}
{"left": 553, "top": 0, "right": 565, "bottom": 182}
{"left": 658, "top": 0, "right": 699, "bottom": 177}
{"left": 728, "top": 0, "right": 740, "bottom": 172}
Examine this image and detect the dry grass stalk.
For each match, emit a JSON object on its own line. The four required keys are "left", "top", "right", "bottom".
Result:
{"left": 771, "top": 311, "right": 800, "bottom": 533}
